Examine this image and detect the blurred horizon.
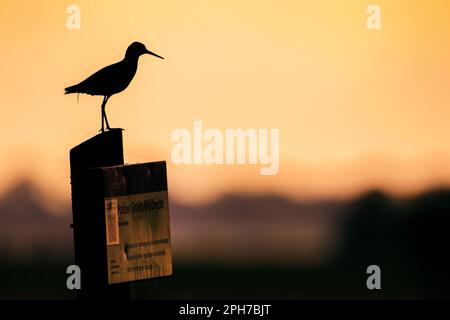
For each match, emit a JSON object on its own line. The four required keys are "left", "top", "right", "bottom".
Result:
{"left": 1, "top": 176, "right": 448, "bottom": 264}
{"left": 2, "top": 170, "right": 450, "bottom": 216}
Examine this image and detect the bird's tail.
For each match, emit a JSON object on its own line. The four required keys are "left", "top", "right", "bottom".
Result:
{"left": 65, "top": 84, "right": 81, "bottom": 103}
{"left": 64, "top": 84, "right": 79, "bottom": 95}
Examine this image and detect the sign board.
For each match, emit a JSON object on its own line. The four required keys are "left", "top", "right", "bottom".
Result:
{"left": 99, "top": 161, "right": 172, "bottom": 284}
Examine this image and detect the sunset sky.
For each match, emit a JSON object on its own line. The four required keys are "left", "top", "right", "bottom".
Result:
{"left": 1, "top": 0, "right": 449, "bottom": 209}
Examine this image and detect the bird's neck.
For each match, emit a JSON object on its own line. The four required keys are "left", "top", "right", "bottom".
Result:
{"left": 124, "top": 54, "right": 140, "bottom": 63}
{"left": 121, "top": 55, "right": 139, "bottom": 76}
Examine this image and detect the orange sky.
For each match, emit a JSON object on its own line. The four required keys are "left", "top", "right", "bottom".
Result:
{"left": 0, "top": 0, "right": 449, "bottom": 208}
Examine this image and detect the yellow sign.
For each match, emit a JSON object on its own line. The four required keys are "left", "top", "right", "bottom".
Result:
{"left": 104, "top": 190, "right": 172, "bottom": 284}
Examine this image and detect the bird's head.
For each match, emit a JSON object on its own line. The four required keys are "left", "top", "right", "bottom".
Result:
{"left": 125, "top": 42, "right": 164, "bottom": 60}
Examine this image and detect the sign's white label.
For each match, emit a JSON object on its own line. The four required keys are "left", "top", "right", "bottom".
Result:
{"left": 105, "top": 198, "right": 119, "bottom": 246}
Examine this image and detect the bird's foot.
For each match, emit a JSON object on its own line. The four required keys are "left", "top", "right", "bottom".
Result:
{"left": 106, "top": 127, "right": 125, "bottom": 131}
{"left": 98, "top": 127, "right": 124, "bottom": 133}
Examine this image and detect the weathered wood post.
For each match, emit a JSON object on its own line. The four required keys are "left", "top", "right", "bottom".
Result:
{"left": 70, "top": 129, "right": 173, "bottom": 299}
{"left": 70, "top": 129, "right": 131, "bottom": 299}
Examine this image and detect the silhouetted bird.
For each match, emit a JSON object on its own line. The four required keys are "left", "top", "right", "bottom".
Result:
{"left": 65, "top": 42, "right": 163, "bottom": 132}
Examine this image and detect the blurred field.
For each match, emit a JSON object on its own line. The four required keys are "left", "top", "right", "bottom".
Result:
{"left": 0, "top": 181, "right": 449, "bottom": 299}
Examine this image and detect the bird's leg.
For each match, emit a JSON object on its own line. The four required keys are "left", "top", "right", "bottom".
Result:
{"left": 99, "top": 96, "right": 107, "bottom": 133}
{"left": 101, "top": 107, "right": 104, "bottom": 133}
{"left": 103, "top": 96, "right": 112, "bottom": 130}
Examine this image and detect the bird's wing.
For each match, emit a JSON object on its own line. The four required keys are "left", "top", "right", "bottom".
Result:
{"left": 70, "top": 61, "right": 125, "bottom": 96}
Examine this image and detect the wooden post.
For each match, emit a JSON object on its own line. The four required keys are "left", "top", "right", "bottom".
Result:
{"left": 70, "top": 129, "right": 131, "bottom": 299}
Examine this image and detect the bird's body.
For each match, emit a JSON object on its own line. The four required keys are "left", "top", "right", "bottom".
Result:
{"left": 65, "top": 59, "right": 138, "bottom": 97}
{"left": 65, "top": 42, "right": 163, "bottom": 132}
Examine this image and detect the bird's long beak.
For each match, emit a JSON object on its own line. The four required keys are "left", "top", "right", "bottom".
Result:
{"left": 146, "top": 49, "right": 164, "bottom": 59}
